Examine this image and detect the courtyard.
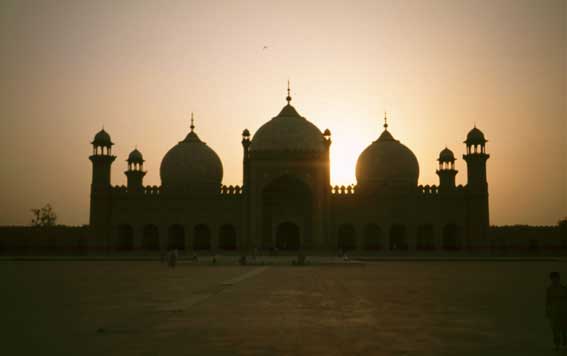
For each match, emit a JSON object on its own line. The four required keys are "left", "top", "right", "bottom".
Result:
{"left": 1, "top": 259, "right": 564, "bottom": 355}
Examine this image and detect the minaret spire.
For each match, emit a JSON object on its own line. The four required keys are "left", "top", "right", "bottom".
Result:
{"left": 383, "top": 112, "right": 389, "bottom": 130}
{"left": 286, "top": 80, "right": 292, "bottom": 104}
{"left": 190, "top": 112, "right": 195, "bottom": 132}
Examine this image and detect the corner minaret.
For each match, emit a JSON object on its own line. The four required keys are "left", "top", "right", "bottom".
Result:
{"left": 89, "top": 128, "right": 116, "bottom": 250}
{"left": 89, "top": 129, "right": 116, "bottom": 194}
{"left": 125, "top": 148, "right": 146, "bottom": 193}
{"left": 462, "top": 126, "right": 490, "bottom": 247}
{"left": 463, "top": 126, "right": 489, "bottom": 192}
{"left": 436, "top": 147, "right": 457, "bottom": 191}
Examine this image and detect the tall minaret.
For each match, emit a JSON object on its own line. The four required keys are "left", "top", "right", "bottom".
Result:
{"left": 463, "top": 126, "right": 490, "bottom": 248}
{"left": 89, "top": 129, "right": 116, "bottom": 250}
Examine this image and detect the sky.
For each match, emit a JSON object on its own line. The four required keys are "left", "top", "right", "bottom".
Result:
{"left": 0, "top": 0, "right": 565, "bottom": 226}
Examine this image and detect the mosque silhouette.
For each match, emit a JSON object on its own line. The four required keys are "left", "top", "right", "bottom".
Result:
{"left": 89, "top": 87, "right": 489, "bottom": 254}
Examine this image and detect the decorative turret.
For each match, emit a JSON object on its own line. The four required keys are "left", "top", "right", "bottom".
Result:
{"left": 436, "top": 147, "right": 457, "bottom": 191}
{"left": 125, "top": 148, "right": 146, "bottom": 193}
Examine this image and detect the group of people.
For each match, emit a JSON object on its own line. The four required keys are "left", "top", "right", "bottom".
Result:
{"left": 547, "top": 272, "right": 567, "bottom": 351}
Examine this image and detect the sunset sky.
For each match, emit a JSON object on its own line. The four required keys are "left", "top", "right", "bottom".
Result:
{"left": 0, "top": 0, "right": 565, "bottom": 226}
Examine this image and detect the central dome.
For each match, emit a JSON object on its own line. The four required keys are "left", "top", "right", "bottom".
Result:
{"left": 160, "top": 127, "right": 223, "bottom": 194}
{"left": 250, "top": 102, "right": 325, "bottom": 153}
{"left": 356, "top": 125, "right": 419, "bottom": 190}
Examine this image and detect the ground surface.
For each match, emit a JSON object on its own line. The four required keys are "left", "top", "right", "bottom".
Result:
{"left": 1, "top": 259, "right": 565, "bottom": 355}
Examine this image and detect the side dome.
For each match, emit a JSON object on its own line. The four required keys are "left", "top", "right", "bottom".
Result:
{"left": 92, "top": 129, "right": 113, "bottom": 146}
{"left": 465, "top": 127, "right": 486, "bottom": 145}
{"left": 127, "top": 148, "right": 144, "bottom": 163}
{"left": 160, "top": 128, "right": 223, "bottom": 194}
{"left": 250, "top": 103, "right": 325, "bottom": 153}
{"left": 356, "top": 126, "right": 419, "bottom": 190}
{"left": 438, "top": 147, "right": 455, "bottom": 162}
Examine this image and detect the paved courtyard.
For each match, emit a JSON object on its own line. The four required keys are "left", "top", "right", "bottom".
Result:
{"left": 1, "top": 259, "right": 564, "bottom": 355}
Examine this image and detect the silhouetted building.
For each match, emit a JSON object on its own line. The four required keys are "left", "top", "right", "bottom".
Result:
{"left": 88, "top": 90, "right": 491, "bottom": 254}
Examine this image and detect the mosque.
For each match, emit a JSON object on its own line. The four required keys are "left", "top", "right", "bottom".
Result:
{"left": 89, "top": 88, "right": 490, "bottom": 254}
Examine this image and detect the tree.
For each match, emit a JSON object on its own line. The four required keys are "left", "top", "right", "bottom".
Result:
{"left": 31, "top": 204, "right": 57, "bottom": 227}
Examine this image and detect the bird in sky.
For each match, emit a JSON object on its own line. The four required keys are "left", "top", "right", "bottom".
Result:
{"left": 263, "top": 45, "right": 268, "bottom": 50}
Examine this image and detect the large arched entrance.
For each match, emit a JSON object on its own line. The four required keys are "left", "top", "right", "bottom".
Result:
{"left": 116, "top": 224, "right": 134, "bottom": 251}
{"left": 262, "top": 175, "right": 312, "bottom": 250}
{"left": 276, "top": 222, "right": 300, "bottom": 250}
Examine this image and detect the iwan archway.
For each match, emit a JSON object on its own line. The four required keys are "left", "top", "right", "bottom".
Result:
{"left": 261, "top": 175, "right": 312, "bottom": 250}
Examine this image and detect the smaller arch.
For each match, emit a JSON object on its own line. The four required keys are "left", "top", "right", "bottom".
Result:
{"left": 338, "top": 224, "right": 356, "bottom": 251}
{"left": 168, "top": 224, "right": 185, "bottom": 250}
{"left": 194, "top": 224, "right": 211, "bottom": 250}
{"left": 116, "top": 224, "right": 134, "bottom": 251}
{"left": 389, "top": 224, "right": 408, "bottom": 251}
{"left": 142, "top": 224, "right": 160, "bottom": 251}
{"left": 219, "top": 224, "right": 237, "bottom": 250}
{"left": 442, "top": 224, "right": 461, "bottom": 251}
{"left": 417, "top": 224, "right": 435, "bottom": 251}
{"left": 364, "top": 224, "right": 382, "bottom": 250}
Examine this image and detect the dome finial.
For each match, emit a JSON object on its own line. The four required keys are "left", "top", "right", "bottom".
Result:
{"left": 190, "top": 112, "right": 195, "bottom": 132}
{"left": 383, "top": 112, "right": 389, "bottom": 130}
{"left": 286, "top": 80, "right": 292, "bottom": 104}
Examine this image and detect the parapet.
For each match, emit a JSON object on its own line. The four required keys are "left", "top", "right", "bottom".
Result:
{"left": 220, "top": 185, "right": 243, "bottom": 195}
{"left": 331, "top": 185, "right": 356, "bottom": 195}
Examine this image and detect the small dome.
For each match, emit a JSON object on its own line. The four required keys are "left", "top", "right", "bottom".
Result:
{"left": 92, "top": 129, "right": 113, "bottom": 146}
{"left": 356, "top": 128, "right": 419, "bottom": 189}
{"left": 438, "top": 147, "right": 455, "bottom": 162}
{"left": 160, "top": 129, "right": 223, "bottom": 194}
{"left": 465, "top": 127, "right": 486, "bottom": 145}
{"left": 250, "top": 104, "right": 325, "bottom": 153}
{"left": 127, "top": 148, "right": 144, "bottom": 163}
{"left": 242, "top": 129, "right": 250, "bottom": 138}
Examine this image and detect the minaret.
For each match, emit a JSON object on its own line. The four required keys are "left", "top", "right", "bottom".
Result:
{"left": 436, "top": 147, "right": 457, "bottom": 191}
{"left": 125, "top": 148, "right": 146, "bottom": 193}
{"left": 462, "top": 126, "right": 490, "bottom": 248}
{"left": 463, "top": 126, "right": 489, "bottom": 192}
{"left": 89, "top": 129, "right": 116, "bottom": 251}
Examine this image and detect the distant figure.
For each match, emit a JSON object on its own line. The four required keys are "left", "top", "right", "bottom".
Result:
{"left": 546, "top": 272, "right": 567, "bottom": 350}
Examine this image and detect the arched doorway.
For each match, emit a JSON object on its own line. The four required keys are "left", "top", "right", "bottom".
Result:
{"left": 194, "top": 224, "right": 211, "bottom": 250}
{"left": 116, "top": 224, "right": 134, "bottom": 251}
{"left": 338, "top": 224, "right": 356, "bottom": 251}
{"left": 442, "top": 224, "right": 460, "bottom": 250}
{"left": 276, "top": 222, "right": 300, "bottom": 251}
{"left": 219, "top": 224, "right": 237, "bottom": 250}
{"left": 417, "top": 224, "right": 435, "bottom": 251}
{"left": 389, "top": 224, "right": 408, "bottom": 251}
{"left": 262, "top": 175, "right": 312, "bottom": 249}
{"left": 142, "top": 225, "right": 160, "bottom": 251}
{"left": 364, "top": 224, "right": 382, "bottom": 250}
{"left": 168, "top": 224, "right": 185, "bottom": 250}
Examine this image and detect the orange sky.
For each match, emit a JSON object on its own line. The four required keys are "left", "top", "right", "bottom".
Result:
{"left": 0, "top": 0, "right": 565, "bottom": 226}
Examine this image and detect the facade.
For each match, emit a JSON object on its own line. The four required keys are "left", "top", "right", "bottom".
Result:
{"left": 88, "top": 92, "right": 490, "bottom": 254}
